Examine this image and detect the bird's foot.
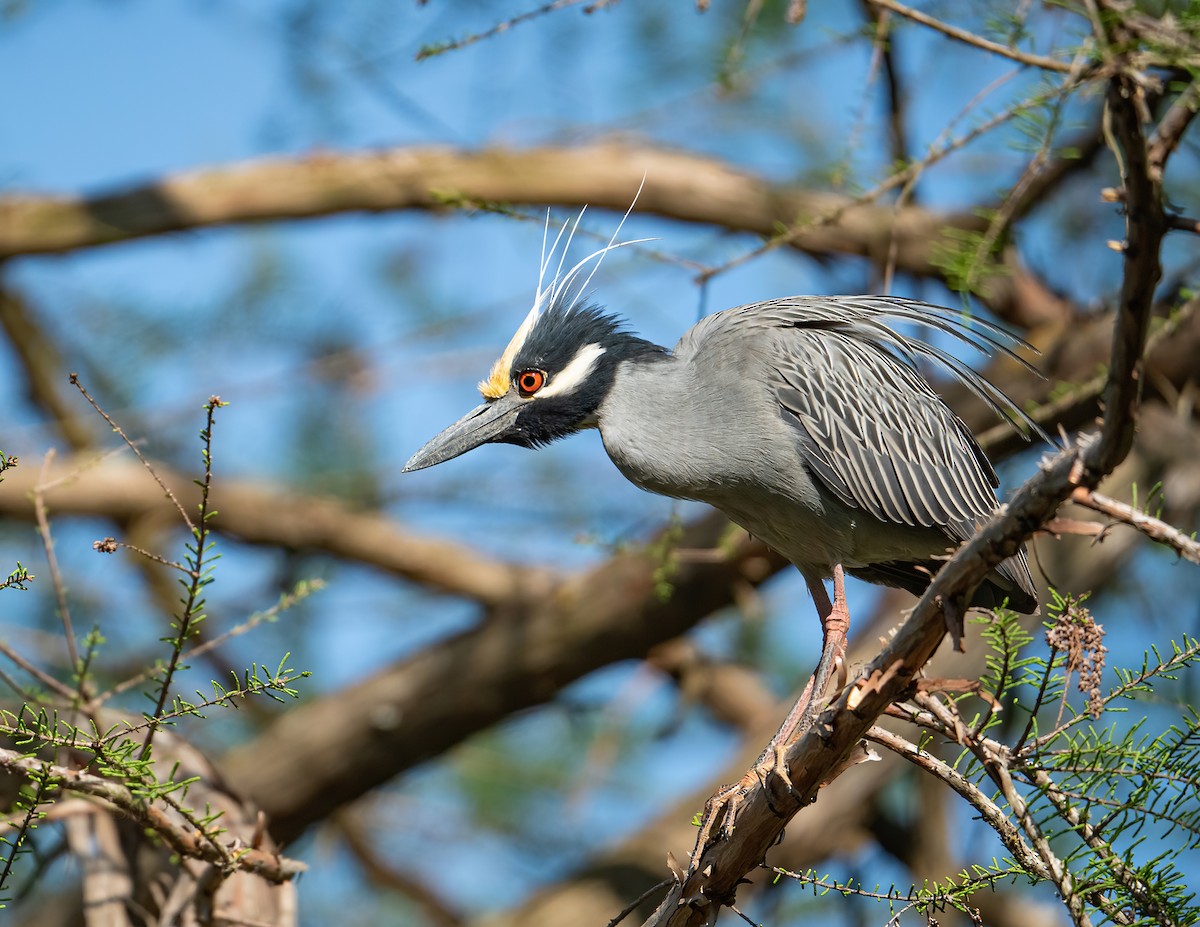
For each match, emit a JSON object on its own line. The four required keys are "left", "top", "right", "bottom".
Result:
{"left": 689, "top": 743, "right": 800, "bottom": 869}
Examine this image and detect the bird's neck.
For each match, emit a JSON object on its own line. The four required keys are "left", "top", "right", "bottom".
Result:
{"left": 595, "top": 354, "right": 714, "bottom": 498}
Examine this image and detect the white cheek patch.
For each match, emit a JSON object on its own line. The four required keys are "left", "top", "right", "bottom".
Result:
{"left": 536, "top": 343, "right": 606, "bottom": 399}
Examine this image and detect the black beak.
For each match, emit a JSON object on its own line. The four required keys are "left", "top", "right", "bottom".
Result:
{"left": 402, "top": 394, "right": 524, "bottom": 472}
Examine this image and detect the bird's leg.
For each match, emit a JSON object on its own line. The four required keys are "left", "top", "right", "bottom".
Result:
{"left": 766, "top": 564, "right": 852, "bottom": 751}
{"left": 688, "top": 566, "right": 853, "bottom": 869}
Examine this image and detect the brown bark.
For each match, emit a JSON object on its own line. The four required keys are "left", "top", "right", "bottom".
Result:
{"left": 0, "top": 143, "right": 1066, "bottom": 326}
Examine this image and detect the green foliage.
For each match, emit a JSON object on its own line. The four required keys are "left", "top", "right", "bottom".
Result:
{"left": 0, "top": 399, "right": 314, "bottom": 899}
{"left": 930, "top": 218, "right": 1012, "bottom": 299}
{"left": 773, "top": 858, "right": 1033, "bottom": 923}
{"left": 647, "top": 513, "right": 685, "bottom": 601}
{"left": 0, "top": 456, "right": 33, "bottom": 594}
{"left": 0, "top": 764, "right": 54, "bottom": 906}
{"left": 938, "top": 601, "right": 1200, "bottom": 924}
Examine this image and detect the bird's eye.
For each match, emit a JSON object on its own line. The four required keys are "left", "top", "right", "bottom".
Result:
{"left": 516, "top": 369, "right": 546, "bottom": 397}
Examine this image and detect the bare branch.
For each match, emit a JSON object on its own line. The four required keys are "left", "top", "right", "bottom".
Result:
{"left": 866, "top": 726, "right": 1051, "bottom": 880}
{"left": 0, "top": 143, "right": 1063, "bottom": 324}
{"left": 1148, "top": 80, "right": 1200, "bottom": 182}
{"left": 0, "top": 289, "right": 95, "bottom": 452}
{"left": 1071, "top": 486, "right": 1200, "bottom": 564}
{"left": 31, "top": 452, "right": 80, "bottom": 683}
{"left": 0, "top": 145, "right": 974, "bottom": 265}
{"left": 69, "top": 375, "right": 194, "bottom": 533}
{"left": 0, "top": 639, "right": 77, "bottom": 702}
{"left": 865, "top": 0, "right": 1086, "bottom": 73}
{"left": 0, "top": 454, "right": 555, "bottom": 607}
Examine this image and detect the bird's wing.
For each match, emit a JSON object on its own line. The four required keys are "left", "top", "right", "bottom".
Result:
{"left": 742, "top": 297, "right": 1030, "bottom": 539}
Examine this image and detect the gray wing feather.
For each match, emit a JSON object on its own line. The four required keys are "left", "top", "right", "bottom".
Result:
{"left": 677, "top": 295, "right": 1037, "bottom": 535}
{"left": 775, "top": 332, "right": 1000, "bottom": 540}
{"left": 674, "top": 295, "right": 1040, "bottom": 603}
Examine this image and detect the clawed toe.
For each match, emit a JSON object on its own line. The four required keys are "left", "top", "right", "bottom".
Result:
{"left": 689, "top": 744, "right": 803, "bottom": 868}
{"left": 754, "top": 742, "right": 800, "bottom": 817}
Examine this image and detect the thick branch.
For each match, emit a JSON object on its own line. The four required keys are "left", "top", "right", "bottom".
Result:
{"left": 0, "top": 145, "right": 974, "bottom": 267}
{"left": 0, "top": 143, "right": 1063, "bottom": 323}
{"left": 0, "top": 289, "right": 96, "bottom": 451}
{"left": 223, "top": 513, "right": 786, "bottom": 843}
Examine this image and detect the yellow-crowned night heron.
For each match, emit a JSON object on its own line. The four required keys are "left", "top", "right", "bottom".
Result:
{"left": 404, "top": 218, "right": 1038, "bottom": 773}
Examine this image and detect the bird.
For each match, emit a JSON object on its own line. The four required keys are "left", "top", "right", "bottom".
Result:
{"left": 403, "top": 213, "right": 1039, "bottom": 826}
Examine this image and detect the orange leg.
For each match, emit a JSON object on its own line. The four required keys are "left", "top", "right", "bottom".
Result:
{"left": 689, "top": 564, "right": 852, "bottom": 868}
{"left": 769, "top": 563, "right": 851, "bottom": 750}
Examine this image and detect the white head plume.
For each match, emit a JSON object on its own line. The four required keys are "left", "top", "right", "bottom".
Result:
{"left": 478, "top": 180, "right": 652, "bottom": 399}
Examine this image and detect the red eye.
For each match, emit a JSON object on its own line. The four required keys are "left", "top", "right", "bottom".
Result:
{"left": 516, "top": 369, "right": 546, "bottom": 396}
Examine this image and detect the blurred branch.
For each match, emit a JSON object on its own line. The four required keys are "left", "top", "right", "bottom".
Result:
{"left": 0, "top": 289, "right": 95, "bottom": 451}
{"left": 971, "top": 296, "right": 1200, "bottom": 460}
{"left": 0, "top": 456, "right": 556, "bottom": 607}
{"left": 0, "top": 143, "right": 1062, "bottom": 325}
{"left": 646, "top": 638, "right": 778, "bottom": 733}
{"left": 864, "top": 0, "right": 1086, "bottom": 73}
{"left": 1148, "top": 80, "right": 1200, "bottom": 181}
{"left": 336, "top": 809, "right": 464, "bottom": 927}
{"left": 222, "top": 513, "right": 787, "bottom": 843}
{"left": 1070, "top": 486, "right": 1200, "bottom": 564}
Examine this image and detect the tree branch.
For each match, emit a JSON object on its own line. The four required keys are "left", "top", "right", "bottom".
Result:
{"left": 0, "top": 143, "right": 1066, "bottom": 324}
{"left": 1070, "top": 486, "right": 1200, "bottom": 564}
{"left": 0, "top": 746, "right": 305, "bottom": 884}
{"left": 0, "top": 455, "right": 556, "bottom": 607}
{"left": 865, "top": 0, "right": 1086, "bottom": 73}
{"left": 222, "top": 513, "right": 787, "bottom": 843}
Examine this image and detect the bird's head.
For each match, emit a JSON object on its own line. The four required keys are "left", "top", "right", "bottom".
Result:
{"left": 403, "top": 211, "right": 664, "bottom": 473}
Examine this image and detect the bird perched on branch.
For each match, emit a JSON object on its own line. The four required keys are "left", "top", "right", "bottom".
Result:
{"left": 404, "top": 210, "right": 1040, "bottom": 811}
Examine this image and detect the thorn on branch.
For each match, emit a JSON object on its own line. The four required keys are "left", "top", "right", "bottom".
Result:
{"left": 1166, "top": 213, "right": 1200, "bottom": 235}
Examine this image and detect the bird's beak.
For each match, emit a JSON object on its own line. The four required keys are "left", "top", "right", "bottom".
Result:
{"left": 403, "top": 394, "right": 523, "bottom": 473}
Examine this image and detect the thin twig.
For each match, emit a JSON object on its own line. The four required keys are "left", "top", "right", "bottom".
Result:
{"left": 32, "top": 451, "right": 79, "bottom": 680}
{"left": 93, "top": 537, "right": 189, "bottom": 573}
{"left": 139, "top": 398, "right": 223, "bottom": 760}
{"left": 697, "top": 68, "right": 1100, "bottom": 284}
{"left": 1166, "top": 213, "right": 1200, "bottom": 235}
{"left": 1071, "top": 486, "right": 1200, "bottom": 564}
{"left": 606, "top": 877, "right": 675, "bottom": 927}
{"left": 88, "top": 580, "right": 323, "bottom": 712}
{"left": 865, "top": 0, "right": 1084, "bottom": 73}
{"left": 965, "top": 47, "right": 1095, "bottom": 294}
{"left": 69, "top": 374, "right": 194, "bottom": 532}
{"left": 1025, "top": 763, "right": 1176, "bottom": 925}
{"left": 0, "top": 640, "right": 77, "bottom": 701}
{"left": 415, "top": 0, "right": 587, "bottom": 61}
{"left": 866, "top": 725, "right": 1053, "bottom": 881}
